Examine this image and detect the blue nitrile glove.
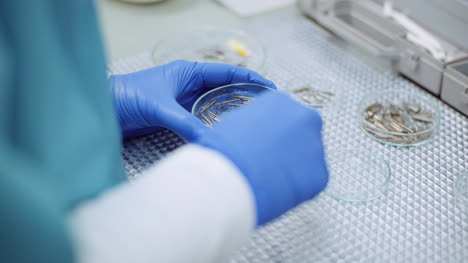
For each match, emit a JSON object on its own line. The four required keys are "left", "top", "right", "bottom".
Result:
{"left": 195, "top": 92, "right": 329, "bottom": 226}
{"left": 110, "top": 60, "right": 276, "bottom": 140}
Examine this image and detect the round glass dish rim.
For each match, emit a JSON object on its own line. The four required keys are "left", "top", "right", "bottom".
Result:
{"left": 298, "top": 87, "right": 342, "bottom": 108}
{"left": 191, "top": 83, "right": 275, "bottom": 114}
{"left": 151, "top": 26, "right": 267, "bottom": 74}
{"left": 454, "top": 170, "right": 468, "bottom": 203}
{"left": 357, "top": 90, "right": 441, "bottom": 136}
{"left": 326, "top": 147, "right": 392, "bottom": 194}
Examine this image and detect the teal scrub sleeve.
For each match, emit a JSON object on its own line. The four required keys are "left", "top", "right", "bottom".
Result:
{"left": 0, "top": 1, "right": 126, "bottom": 262}
{"left": 0, "top": 144, "right": 75, "bottom": 263}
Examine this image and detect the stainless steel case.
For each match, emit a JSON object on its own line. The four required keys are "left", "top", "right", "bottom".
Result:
{"left": 298, "top": 0, "right": 468, "bottom": 115}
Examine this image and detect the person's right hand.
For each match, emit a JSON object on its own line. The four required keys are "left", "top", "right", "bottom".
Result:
{"left": 194, "top": 92, "right": 329, "bottom": 226}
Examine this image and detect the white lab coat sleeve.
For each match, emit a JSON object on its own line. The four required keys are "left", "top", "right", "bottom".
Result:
{"left": 67, "top": 144, "right": 256, "bottom": 263}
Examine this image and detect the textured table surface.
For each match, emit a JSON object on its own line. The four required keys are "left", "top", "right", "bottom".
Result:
{"left": 109, "top": 8, "right": 467, "bottom": 263}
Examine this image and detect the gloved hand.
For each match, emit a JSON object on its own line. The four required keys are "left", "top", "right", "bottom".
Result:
{"left": 195, "top": 92, "right": 329, "bottom": 226}
{"left": 110, "top": 60, "right": 276, "bottom": 140}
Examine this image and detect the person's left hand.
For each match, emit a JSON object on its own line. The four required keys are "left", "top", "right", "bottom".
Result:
{"left": 110, "top": 60, "right": 276, "bottom": 141}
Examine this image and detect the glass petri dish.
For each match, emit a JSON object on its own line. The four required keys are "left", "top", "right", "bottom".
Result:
{"left": 325, "top": 148, "right": 391, "bottom": 202}
{"left": 357, "top": 90, "right": 441, "bottom": 147}
{"left": 454, "top": 170, "right": 468, "bottom": 214}
{"left": 152, "top": 27, "right": 267, "bottom": 74}
{"left": 288, "top": 78, "right": 341, "bottom": 109}
{"left": 191, "top": 83, "right": 274, "bottom": 127}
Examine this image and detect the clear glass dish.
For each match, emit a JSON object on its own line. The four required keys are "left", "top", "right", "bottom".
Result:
{"left": 152, "top": 27, "right": 267, "bottom": 74}
{"left": 191, "top": 83, "right": 274, "bottom": 127}
{"left": 288, "top": 77, "right": 341, "bottom": 109}
{"left": 454, "top": 170, "right": 468, "bottom": 214}
{"left": 357, "top": 90, "right": 441, "bottom": 147}
{"left": 325, "top": 148, "right": 391, "bottom": 202}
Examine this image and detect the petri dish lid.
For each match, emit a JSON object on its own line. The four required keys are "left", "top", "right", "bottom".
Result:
{"left": 454, "top": 170, "right": 468, "bottom": 214}
{"left": 325, "top": 148, "right": 391, "bottom": 202}
{"left": 152, "top": 27, "right": 267, "bottom": 74}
